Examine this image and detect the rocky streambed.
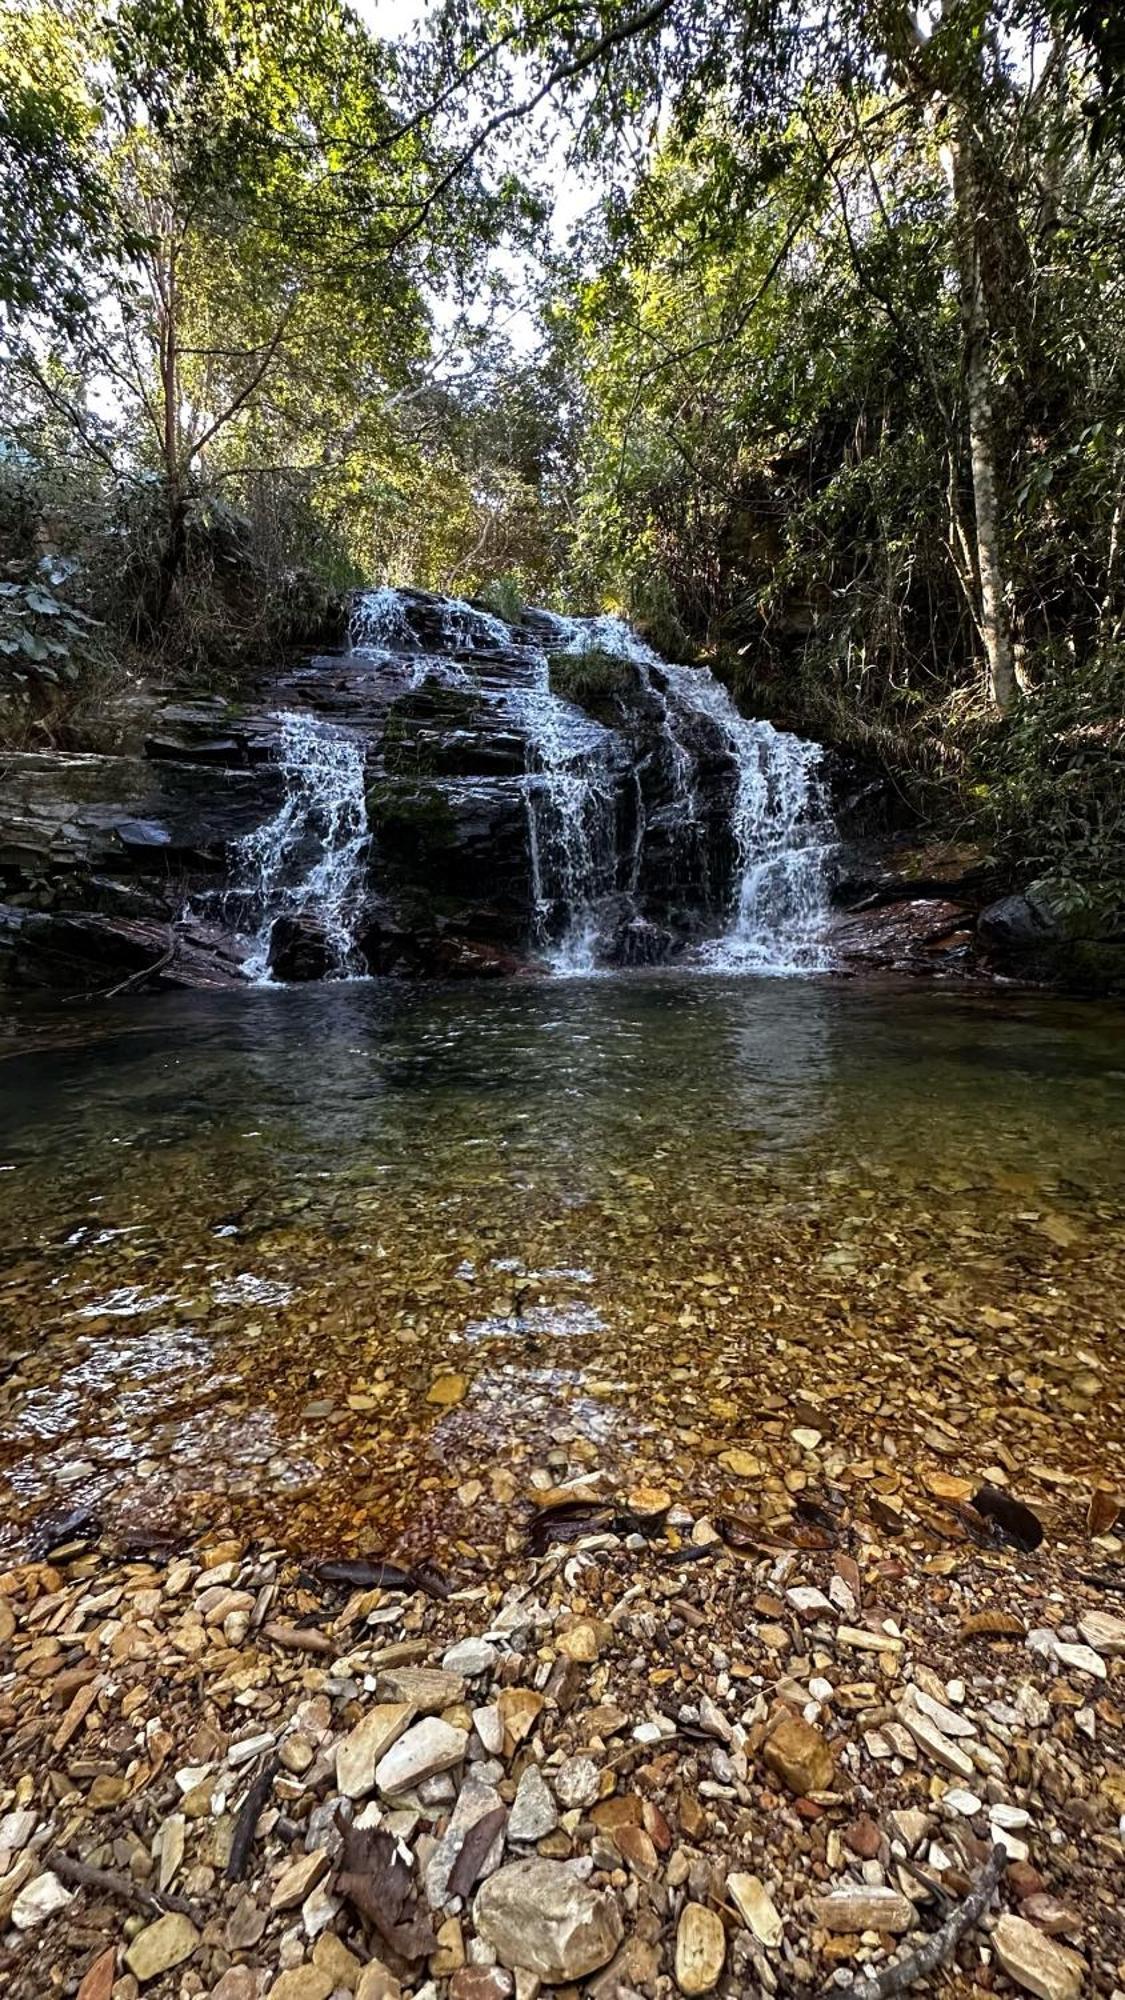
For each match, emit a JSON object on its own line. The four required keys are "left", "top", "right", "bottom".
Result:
{"left": 1, "top": 1478, "right": 1123, "bottom": 2000}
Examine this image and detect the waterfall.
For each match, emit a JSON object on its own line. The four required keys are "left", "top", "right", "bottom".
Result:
{"left": 234, "top": 711, "right": 370, "bottom": 982}
{"left": 509, "top": 663, "right": 620, "bottom": 975}
{"left": 539, "top": 611, "right": 835, "bottom": 971}
{"left": 228, "top": 587, "right": 834, "bottom": 982}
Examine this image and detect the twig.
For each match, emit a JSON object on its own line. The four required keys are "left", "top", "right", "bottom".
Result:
{"left": 46, "top": 1848, "right": 198, "bottom": 1921}
{"left": 832, "top": 1844, "right": 1006, "bottom": 2000}
{"left": 225, "top": 1754, "right": 280, "bottom": 1883}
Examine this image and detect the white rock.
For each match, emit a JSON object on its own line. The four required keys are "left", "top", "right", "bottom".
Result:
{"left": 990, "top": 1803, "right": 1031, "bottom": 1831}
{"left": 474, "top": 1860, "right": 623, "bottom": 1981}
{"left": 553, "top": 1755, "right": 600, "bottom": 1810}
{"left": 11, "top": 1871, "right": 74, "bottom": 1930}
{"left": 727, "top": 1873, "right": 783, "bottom": 1946}
{"left": 1077, "top": 1609, "right": 1125, "bottom": 1657}
{"left": 443, "top": 1638, "right": 499, "bottom": 1678}
{"left": 786, "top": 1586, "right": 833, "bottom": 1617}
{"left": 337, "top": 1704, "right": 416, "bottom": 1800}
{"left": 508, "top": 1766, "right": 558, "bottom": 1844}
{"left": 814, "top": 1887, "right": 914, "bottom": 1934}
{"left": 376, "top": 1718, "right": 469, "bottom": 1796}
{"left": 942, "top": 1788, "right": 982, "bottom": 1817}
{"left": 993, "top": 1912, "right": 1085, "bottom": 2000}
{"left": 474, "top": 1705, "right": 505, "bottom": 1756}
{"left": 228, "top": 1731, "right": 275, "bottom": 1767}
{"left": 897, "top": 1706, "right": 974, "bottom": 1778}
{"left": 0, "top": 1811, "right": 37, "bottom": 1854}
{"left": 905, "top": 1686, "right": 977, "bottom": 1739}
{"left": 1055, "top": 1643, "right": 1106, "bottom": 1680}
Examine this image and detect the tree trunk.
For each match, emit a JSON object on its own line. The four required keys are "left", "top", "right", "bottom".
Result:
{"left": 945, "top": 130, "right": 1016, "bottom": 713}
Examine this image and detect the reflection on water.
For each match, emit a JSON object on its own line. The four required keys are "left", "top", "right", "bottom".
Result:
{"left": 0, "top": 975, "right": 1123, "bottom": 1559}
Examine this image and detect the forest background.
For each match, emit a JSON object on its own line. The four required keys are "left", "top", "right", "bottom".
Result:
{"left": 1, "top": 0, "right": 1124, "bottom": 928}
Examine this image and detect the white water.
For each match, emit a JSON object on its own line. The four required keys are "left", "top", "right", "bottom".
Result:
{"left": 235, "top": 711, "right": 370, "bottom": 982}
{"left": 246, "top": 589, "right": 834, "bottom": 981}
{"left": 541, "top": 613, "right": 835, "bottom": 972}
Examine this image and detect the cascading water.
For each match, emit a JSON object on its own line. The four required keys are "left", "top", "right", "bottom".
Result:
{"left": 228, "top": 586, "right": 834, "bottom": 982}
{"left": 539, "top": 612, "right": 836, "bottom": 971}
{"left": 233, "top": 711, "right": 370, "bottom": 982}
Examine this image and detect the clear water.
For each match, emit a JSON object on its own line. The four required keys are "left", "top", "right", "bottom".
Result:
{"left": 1, "top": 976, "right": 1122, "bottom": 1562}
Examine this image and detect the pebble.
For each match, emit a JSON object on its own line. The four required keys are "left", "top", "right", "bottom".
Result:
{"left": 674, "top": 1902, "right": 726, "bottom": 1994}
{"left": 727, "top": 1872, "right": 783, "bottom": 1946}
{"left": 508, "top": 1766, "right": 559, "bottom": 1843}
{"left": 763, "top": 1714, "right": 835, "bottom": 1795}
{"left": 993, "top": 1913, "right": 1086, "bottom": 2000}
{"left": 814, "top": 1886, "right": 914, "bottom": 1934}
{"left": 10, "top": 1870, "right": 73, "bottom": 1930}
{"left": 897, "top": 1706, "right": 975, "bottom": 1778}
{"left": 336, "top": 1703, "right": 416, "bottom": 1799}
{"left": 270, "top": 1847, "right": 330, "bottom": 1910}
{"left": 123, "top": 1912, "right": 200, "bottom": 1982}
{"left": 443, "top": 1639, "right": 500, "bottom": 1678}
{"left": 553, "top": 1755, "right": 601, "bottom": 1810}
{"left": 376, "top": 1717, "right": 469, "bottom": 1795}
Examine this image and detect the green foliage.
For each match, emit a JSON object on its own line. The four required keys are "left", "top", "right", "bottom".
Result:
{"left": 973, "top": 651, "right": 1125, "bottom": 928}
{"left": 548, "top": 648, "right": 636, "bottom": 719}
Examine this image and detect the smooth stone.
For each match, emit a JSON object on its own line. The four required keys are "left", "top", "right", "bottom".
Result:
{"left": 443, "top": 1639, "right": 500, "bottom": 1678}
{"left": 727, "top": 1873, "right": 783, "bottom": 1947}
{"left": 1054, "top": 1643, "right": 1106, "bottom": 1680}
{"left": 337, "top": 1704, "right": 416, "bottom": 1799}
{"left": 814, "top": 1887, "right": 914, "bottom": 1934}
{"left": 450, "top": 1971, "right": 514, "bottom": 2000}
{"left": 674, "top": 1903, "right": 726, "bottom": 1994}
{"left": 376, "top": 1717, "right": 469, "bottom": 1796}
{"left": 0, "top": 1811, "right": 37, "bottom": 1853}
{"left": 267, "top": 1970, "right": 335, "bottom": 2000}
{"left": 474, "top": 1859, "right": 623, "bottom": 1982}
{"left": 993, "top": 1913, "right": 1085, "bottom": 2000}
{"left": 508, "top": 1766, "right": 559, "bottom": 1843}
{"left": 1077, "top": 1609, "right": 1125, "bottom": 1657}
{"left": 763, "top": 1714, "right": 835, "bottom": 1795}
{"left": 906, "top": 1686, "right": 977, "bottom": 1739}
{"left": 355, "top": 1963, "right": 402, "bottom": 2000}
{"left": 270, "top": 1848, "right": 330, "bottom": 1911}
{"left": 124, "top": 1912, "right": 201, "bottom": 1982}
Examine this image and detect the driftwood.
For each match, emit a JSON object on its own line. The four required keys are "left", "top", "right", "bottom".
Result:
{"left": 833, "top": 1844, "right": 1006, "bottom": 2000}
{"left": 225, "top": 1755, "right": 280, "bottom": 1883}
{"left": 47, "top": 1848, "right": 198, "bottom": 1921}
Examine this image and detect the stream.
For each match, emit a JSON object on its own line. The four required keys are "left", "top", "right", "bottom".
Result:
{"left": 1, "top": 973, "right": 1122, "bottom": 1563}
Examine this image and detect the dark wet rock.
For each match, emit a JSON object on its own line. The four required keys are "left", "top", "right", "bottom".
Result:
{"left": 0, "top": 905, "right": 247, "bottom": 993}
{"left": 267, "top": 914, "right": 335, "bottom": 983}
{"left": 978, "top": 891, "right": 1062, "bottom": 952}
{"left": 835, "top": 839, "right": 994, "bottom": 910}
{"left": 831, "top": 897, "right": 975, "bottom": 974}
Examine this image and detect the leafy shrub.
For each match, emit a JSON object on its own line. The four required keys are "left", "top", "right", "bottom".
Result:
{"left": 0, "top": 564, "right": 113, "bottom": 740}
{"left": 548, "top": 648, "right": 636, "bottom": 719}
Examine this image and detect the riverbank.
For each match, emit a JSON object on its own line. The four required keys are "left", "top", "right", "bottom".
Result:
{"left": 2, "top": 1482, "right": 1123, "bottom": 2000}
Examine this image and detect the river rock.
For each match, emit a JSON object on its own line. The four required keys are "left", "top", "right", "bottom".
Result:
{"left": 474, "top": 1859, "right": 623, "bottom": 1981}
{"left": 763, "top": 1714, "right": 835, "bottom": 1794}
{"left": 378, "top": 1665, "right": 466, "bottom": 1710}
{"left": 267, "top": 1969, "right": 335, "bottom": 2000}
{"left": 376, "top": 1717, "right": 468, "bottom": 1795}
{"left": 443, "top": 1638, "right": 499, "bottom": 1677}
{"left": 553, "top": 1754, "right": 601, "bottom": 1809}
{"left": 508, "top": 1765, "right": 559, "bottom": 1843}
{"left": 1076, "top": 1609, "right": 1125, "bottom": 1657}
{"left": 123, "top": 1912, "right": 201, "bottom": 1982}
{"left": 425, "top": 1776, "right": 506, "bottom": 1907}
{"left": 10, "top": 1870, "right": 73, "bottom": 1929}
{"left": 993, "top": 1914, "right": 1086, "bottom": 2000}
{"left": 727, "top": 1872, "right": 783, "bottom": 1946}
{"left": 814, "top": 1887, "right": 914, "bottom": 1935}
{"left": 675, "top": 1903, "right": 726, "bottom": 1994}
{"left": 336, "top": 1703, "right": 416, "bottom": 1798}
{"left": 270, "top": 1847, "right": 330, "bottom": 1910}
